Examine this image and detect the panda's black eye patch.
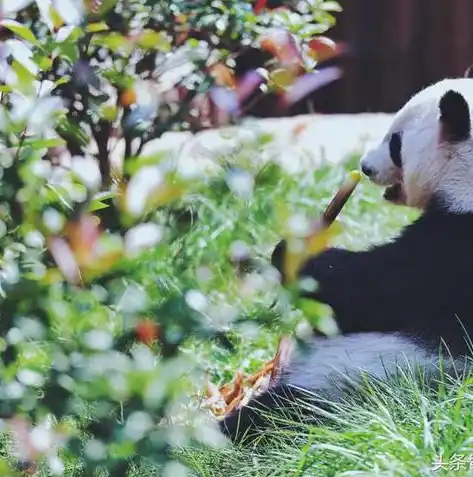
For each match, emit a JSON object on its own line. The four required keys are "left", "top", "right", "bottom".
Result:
{"left": 389, "top": 132, "right": 402, "bottom": 168}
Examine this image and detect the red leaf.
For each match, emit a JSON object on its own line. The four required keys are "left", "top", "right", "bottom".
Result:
{"left": 136, "top": 320, "right": 160, "bottom": 345}
{"left": 308, "top": 36, "right": 347, "bottom": 63}
{"left": 260, "top": 29, "right": 304, "bottom": 74}
{"left": 253, "top": 0, "right": 268, "bottom": 14}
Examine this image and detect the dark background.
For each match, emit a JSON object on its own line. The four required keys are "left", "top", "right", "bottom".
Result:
{"left": 312, "top": 0, "right": 473, "bottom": 114}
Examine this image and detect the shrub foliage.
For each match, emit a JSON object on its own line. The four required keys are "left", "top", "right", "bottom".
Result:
{"left": 0, "top": 0, "right": 341, "bottom": 474}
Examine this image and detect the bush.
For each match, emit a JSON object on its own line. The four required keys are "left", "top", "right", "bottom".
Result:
{"left": 0, "top": 0, "right": 342, "bottom": 475}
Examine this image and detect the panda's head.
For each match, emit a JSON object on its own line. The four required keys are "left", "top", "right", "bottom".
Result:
{"left": 360, "top": 69, "right": 473, "bottom": 213}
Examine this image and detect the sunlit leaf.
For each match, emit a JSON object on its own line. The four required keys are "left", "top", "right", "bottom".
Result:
{"left": 269, "top": 68, "right": 295, "bottom": 91}
{"left": 89, "top": 191, "right": 114, "bottom": 212}
{"left": 86, "top": 21, "right": 109, "bottom": 33}
{"left": 321, "top": 1, "right": 343, "bottom": 12}
{"left": 10, "top": 60, "right": 36, "bottom": 93}
{"left": 50, "top": 6, "right": 65, "bottom": 29}
{"left": 22, "top": 137, "right": 66, "bottom": 150}
{"left": 36, "top": 55, "right": 53, "bottom": 70}
{"left": 100, "top": 104, "right": 118, "bottom": 121}
{"left": 0, "top": 20, "right": 40, "bottom": 46}
{"left": 135, "top": 30, "right": 171, "bottom": 51}
{"left": 99, "top": 32, "right": 132, "bottom": 54}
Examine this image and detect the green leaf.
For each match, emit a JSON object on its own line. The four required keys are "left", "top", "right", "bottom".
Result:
{"left": 56, "top": 118, "right": 90, "bottom": 149}
{"left": 97, "top": 33, "right": 132, "bottom": 54}
{"left": 296, "top": 298, "right": 338, "bottom": 336}
{"left": 87, "top": 22, "right": 110, "bottom": 33}
{"left": 22, "top": 137, "right": 66, "bottom": 150}
{"left": 33, "top": 54, "right": 53, "bottom": 71}
{"left": 55, "top": 76, "right": 70, "bottom": 87}
{"left": 100, "top": 105, "right": 118, "bottom": 121}
{"left": 321, "top": 1, "right": 342, "bottom": 12}
{"left": 10, "top": 60, "right": 36, "bottom": 93}
{"left": 58, "top": 41, "right": 79, "bottom": 64}
{"left": 0, "top": 19, "right": 40, "bottom": 46}
{"left": 89, "top": 191, "right": 115, "bottom": 212}
{"left": 124, "top": 153, "right": 167, "bottom": 176}
{"left": 136, "top": 30, "right": 171, "bottom": 51}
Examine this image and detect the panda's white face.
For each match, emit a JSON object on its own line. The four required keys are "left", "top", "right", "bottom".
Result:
{"left": 360, "top": 77, "right": 473, "bottom": 213}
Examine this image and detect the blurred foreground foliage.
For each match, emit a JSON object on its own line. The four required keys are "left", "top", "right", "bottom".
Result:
{"left": 0, "top": 0, "right": 344, "bottom": 475}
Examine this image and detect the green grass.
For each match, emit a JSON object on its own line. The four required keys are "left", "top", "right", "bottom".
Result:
{"left": 183, "top": 367, "right": 473, "bottom": 477}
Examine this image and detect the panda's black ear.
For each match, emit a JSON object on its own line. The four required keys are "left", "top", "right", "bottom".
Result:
{"left": 464, "top": 64, "right": 473, "bottom": 78}
{"left": 439, "top": 90, "right": 471, "bottom": 143}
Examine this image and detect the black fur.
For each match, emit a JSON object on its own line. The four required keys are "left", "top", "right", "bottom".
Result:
{"left": 220, "top": 195, "right": 473, "bottom": 442}
{"left": 439, "top": 90, "right": 471, "bottom": 142}
{"left": 290, "top": 196, "right": 473, "bottom": 349}
{"left": 389, "top": 132, "right": 402, "bottom": 167}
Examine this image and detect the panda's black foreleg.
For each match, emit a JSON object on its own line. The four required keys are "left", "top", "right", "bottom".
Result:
{"left": 271, "top": 240, "right": 355, "bottom": 288}
{"left": 270, "top": 238, "right": 403, "bottom": 334}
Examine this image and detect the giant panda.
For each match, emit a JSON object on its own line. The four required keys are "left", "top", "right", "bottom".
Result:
{"left": 219, "top": 69, "right": 473, "bottom": 443}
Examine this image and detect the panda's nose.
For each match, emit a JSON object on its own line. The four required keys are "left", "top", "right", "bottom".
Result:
{"left": 361, "top": 163, "right": 374, "bottom": 177}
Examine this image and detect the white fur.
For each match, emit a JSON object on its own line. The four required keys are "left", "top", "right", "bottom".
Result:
{"left": 360, "top": 78, "right": 473, "bottom": 213}
{"left": 287, "top": 332, "right": 438, "bottom": 391}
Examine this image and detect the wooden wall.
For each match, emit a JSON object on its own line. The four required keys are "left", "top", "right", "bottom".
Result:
{"left": 316, "top": 0, "right": 473, "bottom": 113}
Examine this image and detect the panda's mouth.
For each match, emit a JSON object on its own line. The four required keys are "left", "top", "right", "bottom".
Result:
{"left": 383, "top": 183, "right": 406, "bottom": 204}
